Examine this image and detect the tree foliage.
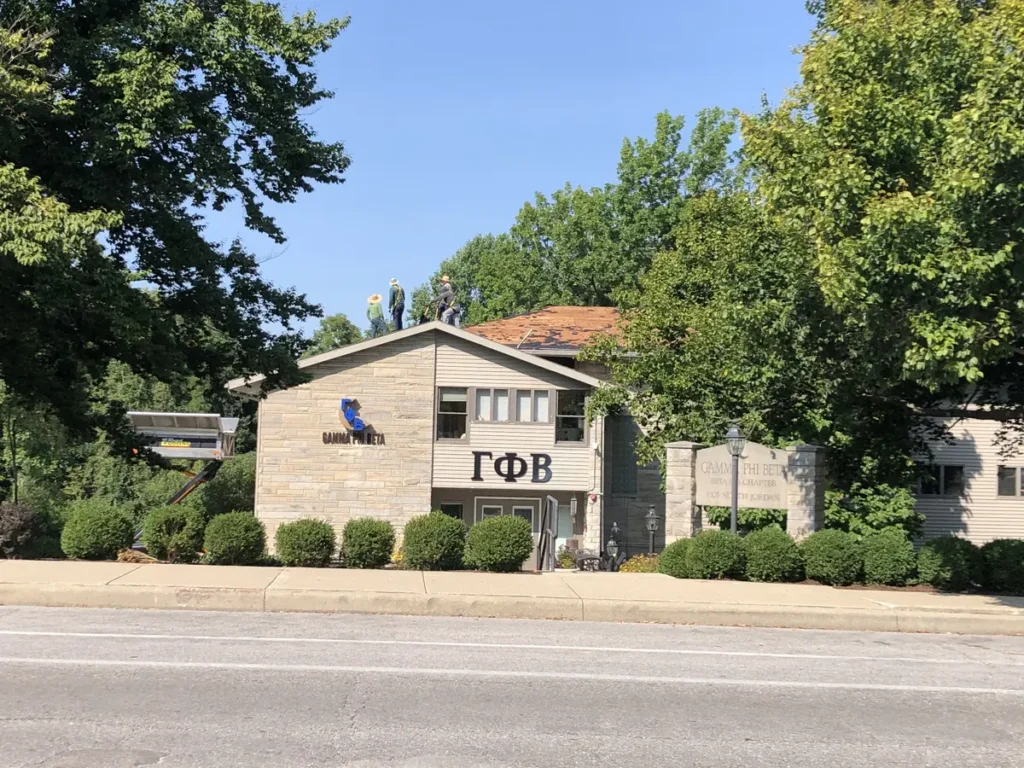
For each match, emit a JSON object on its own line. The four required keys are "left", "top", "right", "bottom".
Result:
{"left": 417, "top": 109, "right": 740, "bottom": 326}
{"left": 302, "top": 314, "right": 362, "bottom": 358}
{"left": 745, "top": 0, "right": 1024, "bottom": 422}
{"left": 1, "top": 0, "right": 349, "bottom": 436}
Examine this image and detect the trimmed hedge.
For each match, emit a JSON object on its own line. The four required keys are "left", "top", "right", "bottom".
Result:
{"left": 203, "top": 511, "right": 266, "bottom": 565}
{"left": 0, "top": 502, "right": 35, "bottom": 557}
{"left": 277, "top": 518, "right": 337, "bottom": 567}
{"left": 861, "top": 529, "right": 916, "bottom": 586}
{"left": 141, "top": 506, "right": 204, "bottom": 563}
{"left": 800, "top": 529, "right": 862, "bottom": 586}
{"left": 402, "top": 511, "right": 466, "bottom": 570}
{"left": 658, "top": 538, "right": 691, "bottom": 578}
{"left": 342, "top": 518, "right": 394, "bottom": 569}
{"left": 619, "top": 553, "right": 660, "bottom": 573}
{"left": 743, "top": 526, "right": 802, "bottom": 583}
{"left": 60, "top": 499, "right": 134, "bottom": 560}
{"left": 980, "top": 539, "right": 1024, "bottom": 594}
{"left": 685, "top": 530, "right": 745, "bottom": 580}
{"left": 464, "top": 515, "right": 534, "bottom": 572}
{"left": 917, "top": 536, "right": 983, "bottom": 591}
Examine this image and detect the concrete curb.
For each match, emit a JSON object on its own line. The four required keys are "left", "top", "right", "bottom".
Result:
{"left": 3, "top": 583, "right": 1024, "bottom": 635}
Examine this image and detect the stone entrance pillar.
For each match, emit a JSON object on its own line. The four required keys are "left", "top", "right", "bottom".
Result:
{"left": 664, "top": 441, "right": 703, "bottom": 544}
{"left": 786, "top": 444, "right": 826, "bottom": 540}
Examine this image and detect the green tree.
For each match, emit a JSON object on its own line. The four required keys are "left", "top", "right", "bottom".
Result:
{"left": 0, "top": 1, "right": 349, "bottom": 437}
{"left": 302, "top": 314, "right": 362, "bottom": 358}
{"left": 420, "top": 109, "right": 740, "bottom": 325}
{"left": 743, "top": 0, "right": 1024, "bottom": 425}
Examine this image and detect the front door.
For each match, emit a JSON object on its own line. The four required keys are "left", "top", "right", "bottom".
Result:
{"left": 473, "top": 497, "right": 541, "bottom": 570}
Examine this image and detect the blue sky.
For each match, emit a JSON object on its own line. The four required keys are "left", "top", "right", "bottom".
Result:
{"left": 204, "top": 0, "right": 815, "bottom": 333}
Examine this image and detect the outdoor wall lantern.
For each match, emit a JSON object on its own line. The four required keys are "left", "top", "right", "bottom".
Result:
{"left": 725, "top": 424, "right": 746, "bottom": 534}
{"left": 645, "top": 505, "right": 660, "bottom": 554}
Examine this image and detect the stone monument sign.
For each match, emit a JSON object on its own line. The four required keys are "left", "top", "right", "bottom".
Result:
{"left": 695, "top": 441, "right": 789, "bottom": 509}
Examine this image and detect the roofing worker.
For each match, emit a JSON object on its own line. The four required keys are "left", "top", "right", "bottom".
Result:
{"left": 388, "top": 278, "right": 405, "bottom": 331}
{"left": 434, "top": 274, "right": 456, "bottom": 325}
{"left": 366, "top": 293, "right": 387, "bottom": 338}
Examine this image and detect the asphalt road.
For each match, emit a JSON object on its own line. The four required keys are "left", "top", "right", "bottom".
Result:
{"left": 1, "top": 607, "right": 1023, "bottom": 767}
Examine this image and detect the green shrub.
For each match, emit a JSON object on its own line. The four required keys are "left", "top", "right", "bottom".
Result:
{"left": 556, "top": 546, "right": 577, "bottom": 569}
{"left": 203, "top": 511, "right": 266, "bottom": 565}
{"left": 743, "top": 527, "right": 803, "bottom": 582}
{"left": 275, "top": 518, "right": 337, "bottom": 567}
{"left": 341, "top": 518, "right": 393, "bottom": 569}
{"left": 464, "top": 515, "right": 534, "bottom": 572}
{"left": 16, "top": 504, "right": 65, "bottom": 559}
{"left": 402, "top": 511, "right": 466, "bottom": 570}
{"left": 199, "top": 452, "right": 256, "bottom": 519}
{"left": 707, "top": 506, "right": 786, "bottom": 533}
{"left": 800, "top": 529, "right": 862, "bottom": 586}
{"left": 658, "top": 538, "right": 691, "bottom": 578}
{"left": 619, "top": 553, "right": 660, "bottom": 573}
{"left": 0, "top": 502, "right": 35, "bottom": 557}
{"left": 980, "top": 539, "right": 1024, "bottom": 594}
{"left": 825, "top": 483, "right": 924, "bottom": 538}
{"left": 141, "top": 506, "right": 204, "bottom": 563}
{"left": 60, "top": 498, "right": 134, "bottom": 560}
{"left": 685, "top": 530, "right": 745, "bottom": 579}
{"left": 861, "top": 529, "right": 916, "bottom": 586}
{"left": 917, "top": 536, "right": 982, "bottom": 591}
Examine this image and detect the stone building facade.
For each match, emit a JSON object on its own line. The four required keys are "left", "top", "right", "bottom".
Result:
{"left": 228, "top": 311, "right": 661, "bottom": 560}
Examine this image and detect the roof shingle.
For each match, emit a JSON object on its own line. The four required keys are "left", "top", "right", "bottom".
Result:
{"left": 465, "top": 306, "right": 622, "bottom": 351}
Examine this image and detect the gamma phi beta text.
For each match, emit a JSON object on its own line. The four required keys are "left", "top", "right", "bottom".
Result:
{"left": 472, "top": 451, "right": 552, "bottom": 483}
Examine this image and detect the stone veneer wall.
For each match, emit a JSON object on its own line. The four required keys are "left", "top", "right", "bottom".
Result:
{"left": 256, "top": 333, "right": 436, "bottom": 550}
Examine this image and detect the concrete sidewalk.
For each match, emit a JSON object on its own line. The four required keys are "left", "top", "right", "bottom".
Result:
{"left": 1, "top": 560, "right": 1023, "bottom": 635}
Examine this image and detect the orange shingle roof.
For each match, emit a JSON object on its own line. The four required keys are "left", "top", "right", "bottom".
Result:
{"left": 466, "top": 306, "right": 622, "bottom": 351}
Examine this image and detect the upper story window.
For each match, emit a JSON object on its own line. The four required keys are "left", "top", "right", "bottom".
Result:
{"left": 917, "top": 463, "right": 964, "bottom": 496}
{"left": 556, "top": 390, "right": 586, "bottom": 442}
{"left": 516, "top": 389, "right": 549, "bottom": 422}
{"left": 474, "top": 388, "right": 509, "bottom": 422}
{"left": 997, "top": 466, "right": 1024, "bottom": 497}
{"left": 437, "top": 388, "right": 467, "bottom": 439}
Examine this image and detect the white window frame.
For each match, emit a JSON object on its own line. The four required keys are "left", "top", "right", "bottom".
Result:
{"left": 472, "top": 388, "right": 511, "bottom": 422}
{"left": 916, "top": 463, "right": 965, "bottom": 497}
{"left": 997, "top": 465, "right": 1022, "bottom": 497}
{"left": 436, "top": 387, "right": 468, "bottom": 440}
{"left": 555, "top": 389, "right": 587, "bottom": 443}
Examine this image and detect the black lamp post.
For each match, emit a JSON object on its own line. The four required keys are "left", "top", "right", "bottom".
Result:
{"left": 645, "top": 505, "right": 660, "bottom": 554}
{"left": 725, "top": 425, "right": 746, "bottom": 534}
{"left": 606, "top": 522, "right": 621, "bottom": 571}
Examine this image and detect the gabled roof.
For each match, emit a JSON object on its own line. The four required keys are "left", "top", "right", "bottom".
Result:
{"left": 225, "top": 321, "right": 604, "bottom": 397}
{"left": 465, "top": 306, "right": 622, "bottom": 353}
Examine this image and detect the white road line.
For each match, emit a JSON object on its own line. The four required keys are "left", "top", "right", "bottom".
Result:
{"left": 2, "top": 656, "right": 1022, "bottom": 695}
{"left": 0, "top": 629, "right": 1018, "bottom": 666}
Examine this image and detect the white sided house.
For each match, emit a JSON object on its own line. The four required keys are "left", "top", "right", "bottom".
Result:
{"left": 226, "top": 308, "right": 663, "bottom": 558}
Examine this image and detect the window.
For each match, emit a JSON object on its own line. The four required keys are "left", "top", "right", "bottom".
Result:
{"left": 556, "top": 390, "right": 586, "bottom": 442}
{"left": 437, "top": 388, "right": 467, "bottom": 439}
{"left": 480, "top": 505, "right": 502, "bottom": 520}
{"left": 475, "top": 390, "right": 491, "bottom": 422}
{"left": 998, "top": 466, "right": 1022, "bottom": 497}
{"left": 514, "top": 389, "right": 550, "bottom": 422}
{"left": 512, "top": 505, "right": 537, "bottom": 533}
{"left": 473, "top": 389, "right": 510, "bottom": 422}
{"left": 516, "top": 390, "right": 532, "bottom": 422}
{"left": 439, "top": 503, "right": 463, "bottom": 520}
{"left": 917, "top": 463, "right": 965, "bottom": 496}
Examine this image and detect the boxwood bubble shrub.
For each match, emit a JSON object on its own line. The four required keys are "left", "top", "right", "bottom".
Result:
{"left": 684, "top": 530, "right": 746, "bottom": 580}
{"left": 277, "top": 518, "right": 339, "bottom": 567}
{"left": 464, "top": 515, "right": 534, "bottom": 572}
{"left": 341, "top": 517, "right": 394, "bottom": 569}
{"left": 743, "top": 526, "right": 803, "bottom": 583}
{"left": 799, "top": 529, "right": 862, "bottom": 586}
{"left": 401, "top": 510, "right": 466, "bottom": 570}
{"left": 203, "top": 511, "right": 266, "bottom": 565}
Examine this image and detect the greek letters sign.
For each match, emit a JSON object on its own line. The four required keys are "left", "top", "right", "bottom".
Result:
{"left": 323, "top": 398, "right": 386, "bottom": 446}
{"left": 472, "top": 451, "right": 552, "bottom": 484}
{"left": 695, "top": 442, "right": 789, "bottom": 510}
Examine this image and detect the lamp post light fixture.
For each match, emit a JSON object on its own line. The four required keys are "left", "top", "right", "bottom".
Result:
{"left": 606, "top": 522, "right": 621, "bottom": 571}
{"left": 645, "top": 505, "right": 660, "bottom": 554}
{"left": 725, "top": 424, "right": 746, "bottom": 534}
